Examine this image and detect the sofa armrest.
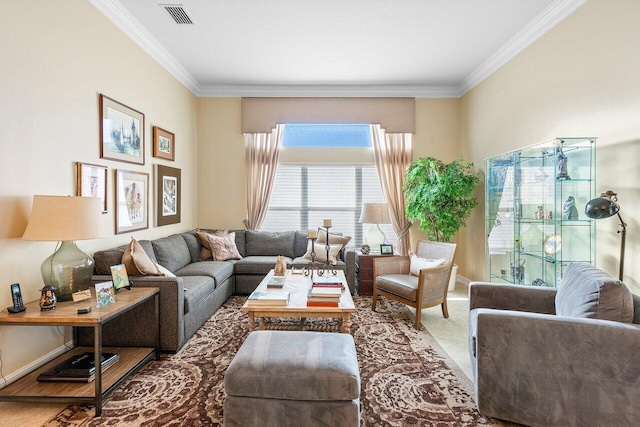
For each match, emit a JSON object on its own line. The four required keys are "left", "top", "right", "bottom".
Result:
{"left": 470, "top": 309, "right": 640, "bottom": 426}
{"left": 469, "top": 282, "right": 556, "bottom": 314}
{"left": 344, "top": 250, "right": 356, "bottom": 295}
{"left": 90, "top": 275, "right": 185, "bottom": 352}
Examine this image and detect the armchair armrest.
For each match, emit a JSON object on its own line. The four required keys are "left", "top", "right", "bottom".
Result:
{"left": 373, "top": 256, "right": 410, "bottom": 276}
{"left": 470, "top": 309, "right": 640, "bottom": 426}
{"left": 469, "top": 282, "right": 556, "bottom": 314}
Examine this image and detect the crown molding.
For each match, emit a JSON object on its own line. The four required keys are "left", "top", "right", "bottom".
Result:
{"left": 88, "top": 0, "right": 201, "bottom": 94}
{"left": 456, "top": 0, "right": 589, "bottom": 97}
{"left": 196, "top": 84, "right": 459, "bottom": 98}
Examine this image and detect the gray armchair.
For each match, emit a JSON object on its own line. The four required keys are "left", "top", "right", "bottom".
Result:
{"left": 469, "top": 277, "right": 640, "bottom": 427}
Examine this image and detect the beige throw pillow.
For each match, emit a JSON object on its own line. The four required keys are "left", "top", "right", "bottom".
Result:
{"left": 316, "top": 229, "right": 351, "bottom": 251}
{"left": 409, "top": 254, "right": 446, "bottom": 276}
{"left": 303, "top": 241, "right": 343, "bottom": 265}
{"left": 207, "top": 232, "right": 242, "bottom": 261}
{"left": 196, "top": 229, "right": 229, "bottom": 260}
{"left": 122, "top": 237, "right": 161, "bottom": 276}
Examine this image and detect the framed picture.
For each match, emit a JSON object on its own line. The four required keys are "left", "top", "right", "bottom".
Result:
{"left": 153, "top": 126, "right": 175, "bottom": 161}
{"left": 156, "top": 165, "right": 181, "bottom": 226}
{"left": 76, "top": 162, "right": 107, "bottom": 213}
{"left": 110, "top": 264, "right": 132, "bottom": 292}
{"left": 380, "top": 244, "right": 394, "bottom": 255}
{"left": 95, "top": 281, "right": 116, "bottom": 308}
{"left": 115, "top": 169, "right": 149, "bottom": 234}
{"left": 100, "top": 94, "right": 145, "bottom": 165}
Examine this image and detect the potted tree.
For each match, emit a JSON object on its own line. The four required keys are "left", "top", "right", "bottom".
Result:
{"left": 403, "top": 156, "right": 482, "bottom": 290}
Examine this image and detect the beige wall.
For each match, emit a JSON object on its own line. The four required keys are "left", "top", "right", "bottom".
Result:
{"left": 0, "top": 0, "right": 198, "bottom": 377}
{"left": 459, "top": 0, "right": 640, "bottom": 293}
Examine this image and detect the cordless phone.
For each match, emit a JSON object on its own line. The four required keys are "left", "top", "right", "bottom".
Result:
{"left": 7, "top": 283, "right": 26, "bottom": 313}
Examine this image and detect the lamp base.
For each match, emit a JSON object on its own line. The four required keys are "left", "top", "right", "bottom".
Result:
{"left": 41, "top": 241, "right": 94, "bottom": 302}
{"left": 365, "top": 224, "right": 386, "bottom": 253}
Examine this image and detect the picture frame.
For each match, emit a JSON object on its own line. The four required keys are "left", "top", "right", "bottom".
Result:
{"left": 110, "top": 264, "right": 132, "bottom": 292}
{"left": 156, "top": 165, "right": 181, "bottom": 226}
{"left": 76, "top": 162, "right": 108, "bottom": 213}
{"left": 153, "top": 126, "right": 175, "bottom": 161}
{"left": 100, "top": 94, "right": 145, "bottom": 165}
{"left": 95, "top": 281, "right": 116, "bottom": 308}
{"left": 380, "top": 244, "right": 394, "bottom": 255}
{"left": 115, "top": 169, "right": 149, "bottom": 234}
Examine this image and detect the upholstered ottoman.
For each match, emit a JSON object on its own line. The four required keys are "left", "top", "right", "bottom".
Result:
{"left": 224, "top": 330, "right": 360, "bottom": 427}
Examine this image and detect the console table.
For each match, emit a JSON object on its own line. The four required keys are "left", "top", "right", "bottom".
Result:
{"left": 0, "top": 287, "right": 159, "bottom": 416}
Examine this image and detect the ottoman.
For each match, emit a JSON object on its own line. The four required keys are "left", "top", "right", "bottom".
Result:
{"left": 224, "top": 330, "right": 361, "bottom": 427}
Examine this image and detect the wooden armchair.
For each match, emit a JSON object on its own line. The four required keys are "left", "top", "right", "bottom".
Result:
{"left": 372, "top": 240, "right": 456, "bottom": 329}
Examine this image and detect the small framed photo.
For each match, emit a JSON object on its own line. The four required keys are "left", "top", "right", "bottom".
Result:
{"left": 76, "top": 162, "right": 107, "bottom": 213}
{"left": 100, "top": 94, "right": 145, "bottom": 165}
{"left": 380, "top": 244, "right": 394, "bottom": 255}
{"left": 95, "top": 281, "right": 116, "bottom": 308}
{"left": 115, "top": 169, "right": 149, "bottom": 234}
{"left": 156, "top": 165, "right": 181, "bottom": 226}
{"left": 110, "top": 264, "right": 132, "bottom": 292}
{"left": 153, "top": 126, "right": 175, "bottom": 161}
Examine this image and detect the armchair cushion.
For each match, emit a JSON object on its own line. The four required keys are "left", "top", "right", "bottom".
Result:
{"left": 556, "top": 263, "right": 633, "bottom": 323}
{"left": 409, "top": 254, "right": 445, "bottom": 276}
{"left": 375, "top": 274, "right": 418, "bottom": 301}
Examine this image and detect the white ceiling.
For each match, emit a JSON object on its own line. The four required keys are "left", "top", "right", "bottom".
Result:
{"left": 90, "top": 0, "right": 587, "bottom": 97}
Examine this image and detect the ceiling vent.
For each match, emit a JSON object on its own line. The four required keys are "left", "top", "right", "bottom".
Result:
{"left": 162, "top": 4, "right": 193, "bottom": 24}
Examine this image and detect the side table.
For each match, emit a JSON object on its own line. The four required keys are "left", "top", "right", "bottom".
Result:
{"left": 356, "top": 250, "right": 394, "bottom": 295}
{"left": 0, "top": 287, "right": 159, "bottom": 416}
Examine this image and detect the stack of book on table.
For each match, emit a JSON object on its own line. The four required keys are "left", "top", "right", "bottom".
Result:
{"left": 266, "top": 276, "right": 286, "bottom": 289}
{"left": 307, "top": 278, "right": 343, "bottom": 307}
{"left": 37, "top": 352, "right": 120, "bottom": 383}
{"left": 246, "top": 290, "right": 290, "bottom": 306}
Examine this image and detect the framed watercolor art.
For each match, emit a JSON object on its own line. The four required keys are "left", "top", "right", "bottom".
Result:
{"left": 76, "top": 162, "right": 107, "bottom": 213}
{"left": 156, "top": 165, "right": 181, "bottom": 226}
{"left": 100, "top": 94, "right": 145, "bottom": 165}
{"left": 153, "top": 126, "right": 175, "bottom": 161}
{"left": 115, "top": 169, "right": 149, "bottom": 234}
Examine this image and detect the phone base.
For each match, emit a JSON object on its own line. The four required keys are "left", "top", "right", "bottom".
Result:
{"left": 7, "top": 306, "right": 26, "bottom": 313}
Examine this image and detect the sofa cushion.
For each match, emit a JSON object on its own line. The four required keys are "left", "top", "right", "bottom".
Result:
{"left": 246, "top": 231, "right": 296, "bottom": 258}
{"left": 294, "top": 230, "right": 309, "bottom": 257}
{"left": 633, "top": 294, "right": 640, "bottom": 325}
{"left": 375, "top": 274, "right": 419, "bottom": 302}
{"left": 195, "top": 229, "right": 229, "bottom": 260}
{"left": 317, "top": 229, "right": 352, "bottom": 251}
{"left": 181, "top": 275, "right": 215, "bottom": 314}
{"left": 181, "top": 231, "right": 203, "bottom": 263}
{"left": 234, "top": 256, "right": 293, "bottom": 275}
{"left": 207, "top": 232, "right": 242, "bottom": 261}
{"left": 122, "top": 238, "right": 161, "bottom": 276}
{"left": 556, "top": 263, "right": 634, "bottom": 322}
{"left": 152, "top": 234, "right": 192, "bottom": 273}
{"left": 175, "top": 261, "right": 234, "bottom": 287}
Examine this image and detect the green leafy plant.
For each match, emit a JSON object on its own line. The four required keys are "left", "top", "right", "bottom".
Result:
{"left": 403, "top": 157, "right": 481, "bottom": 242}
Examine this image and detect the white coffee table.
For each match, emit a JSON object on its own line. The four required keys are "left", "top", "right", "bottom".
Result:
{"left": 241, "top": 269, "right": 356, "bottom": 333}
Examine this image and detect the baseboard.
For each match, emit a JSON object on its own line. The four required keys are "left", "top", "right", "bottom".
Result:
{"left": 457, "top": 274, "right": 471, "bottom": 287}
{"left": 0, "top": 340, "right": 74, "bottom": 389}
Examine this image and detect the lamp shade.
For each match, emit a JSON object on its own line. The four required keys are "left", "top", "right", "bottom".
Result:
{"left": 359, "top": 203, "right": 391, "bottom": 224}
{"left": 22, "top": 195, "right": 107, "bottom": 241}
{"left": 584, "top": 193, "right": 620, "bottom": 220}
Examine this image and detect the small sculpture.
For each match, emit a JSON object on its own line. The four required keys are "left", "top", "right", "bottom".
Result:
{"left": 360, "top": 244, "right": 370, "bottom": 254}
{"left": 273, "top": 255, "right": 287, "bottom": 277}
{"left": 39, "top": 285, "right": 56, "bottom": 311}
{"left": 546, "top": 210, "right": 553, "bottom": 220}
{"left": 556, "top": 146, "right": 570, "bottom": 180}
{"left": 562, "top": 196, "right": 579, "bottom": 220}
{"left": 535, "top": 206, "right": 544, "bottom": 219}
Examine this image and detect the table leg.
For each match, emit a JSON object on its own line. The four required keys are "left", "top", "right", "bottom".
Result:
{"left": 154, "top": 293, "right": 160, "bottom": 360}
{"left": 341, "top": 314, "right": 351, "bottom": 334}
{"left": 258, "top": 318, "right": 265, "bottom": 330}
{"left": 93, "top": 324, "right": 103, "bottom": 416}
{"left": 248, "top": 313, "right": 255, "bottom": 332}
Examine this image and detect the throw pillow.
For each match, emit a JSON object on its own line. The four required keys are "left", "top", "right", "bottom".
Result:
{"left": 302, "top": 241, "right": 343, "bottom": 265}
{"left": 122, "top": 237, "right": 161, "bottom": 276}
{"left": 155, "top": 263, "right": 176, "bottom": 278}
{"left": 317, "top": 229, "right": 351, "bottom": 251}
{"left": 195, "top": 229, "right": 228, "bottom": 260}
{"left": 207, "top": 232, "right": 242, "bottom": 261}
{"left": 409, "top": 254, "right": 446, "bottom": 276}
{"left": 556, "top": 262, "right": 633, "bottom": 322}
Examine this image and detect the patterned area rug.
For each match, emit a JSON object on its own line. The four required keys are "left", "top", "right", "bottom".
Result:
{"left": 44, "top": 296, "right": 502, "bottom": 426}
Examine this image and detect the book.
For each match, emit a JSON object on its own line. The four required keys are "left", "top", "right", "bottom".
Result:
{"left": 306, "top": 290, "right": 341, "bottom": 302}
{"left": 311, "top": 276, "right": 344, "bottom": 287}
{"left": 306, "top": 300, "right": 339, "bottom": 307}
{"left": 266, "top": 276, "right": 286, "bottom": 289}
{"left": 246, "top": 291, "right": 290, "bottom": 306}
{"left": 37, "top": 352, "right": 120, "bottom": 383}
{"left": 310, "top": 286, "right": 342, "bottom": 298}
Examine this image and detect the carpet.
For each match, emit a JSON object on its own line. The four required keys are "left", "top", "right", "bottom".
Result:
{"left": 44, "top": 296, "right": 502, "bottom": 426}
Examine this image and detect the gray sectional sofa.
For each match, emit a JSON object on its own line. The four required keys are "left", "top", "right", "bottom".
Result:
{"left": 80, "top": 229, "right": 355, "bottom": 352}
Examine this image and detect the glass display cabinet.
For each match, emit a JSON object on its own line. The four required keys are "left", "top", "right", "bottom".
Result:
{"left": 485, "top": 137, "right": 596, "bottom": 287}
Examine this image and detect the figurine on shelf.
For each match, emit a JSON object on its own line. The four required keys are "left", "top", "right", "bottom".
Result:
{"left": 535, "top": 206, "right": 544, "bottom": 219}
{"left": 360, "top": 244, "right": 370, "bottom": 254}
{"left": 562, "top": 196, "right": 579, "bottom": 220}
{"left": 546, "top": 210, "right": 553, "bottom": 220}
{"left": 39, "top": 285, "right": 56, "bottom": 311}
{"left": 556, "top": 146, "right": 570, "bottom": 180}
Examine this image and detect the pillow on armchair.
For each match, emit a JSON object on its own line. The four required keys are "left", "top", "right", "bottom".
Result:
{"left": 556, "top": 262, "right": 633, "bottom": 322}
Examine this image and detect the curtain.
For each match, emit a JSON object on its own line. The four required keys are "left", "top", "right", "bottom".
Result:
{"left": 370, "top": 124, "right": 413, "bottom": 255}
{"left": 244, "top": 124, "right": 284, "bottom": 230}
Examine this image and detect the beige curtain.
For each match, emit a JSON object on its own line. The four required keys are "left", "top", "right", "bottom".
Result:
{"left": 244, "top": 124, "right": 284, "bottom": 230}
{"left": 370, "top": 124, "right": 413, "bottom": 255}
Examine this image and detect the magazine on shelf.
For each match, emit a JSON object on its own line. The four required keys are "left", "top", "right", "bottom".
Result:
{"left": 37, "top": 352, "right": 120, "bottom": 383}
{"left": 246, "top": 291, "right": 290, "bottom": 306}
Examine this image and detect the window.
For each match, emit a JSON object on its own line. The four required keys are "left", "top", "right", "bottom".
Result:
{"left": 260, "top": 124, "right": 397, "bottom": 248}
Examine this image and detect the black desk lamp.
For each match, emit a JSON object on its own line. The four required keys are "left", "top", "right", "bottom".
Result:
{"left": 584, "top": 190, "right": 626, "bottom": 280}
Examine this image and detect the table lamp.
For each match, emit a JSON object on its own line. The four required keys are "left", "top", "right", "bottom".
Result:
{"left": 359, "top": 203, "right": 391, "bottom": 253}
{"left": 584, "top": 190, "right": 626, "bottom": 280}
{"left": 22, "top": 195, "right": 107, "bottom": 301}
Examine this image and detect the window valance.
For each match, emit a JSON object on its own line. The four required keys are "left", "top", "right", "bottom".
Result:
{"left": 241, "top": 97, "right": 415, "bottom": 134}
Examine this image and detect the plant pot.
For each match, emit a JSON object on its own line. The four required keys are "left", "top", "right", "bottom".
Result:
{"left": 448, "top": 264, "right": 458, "bottom": 292}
